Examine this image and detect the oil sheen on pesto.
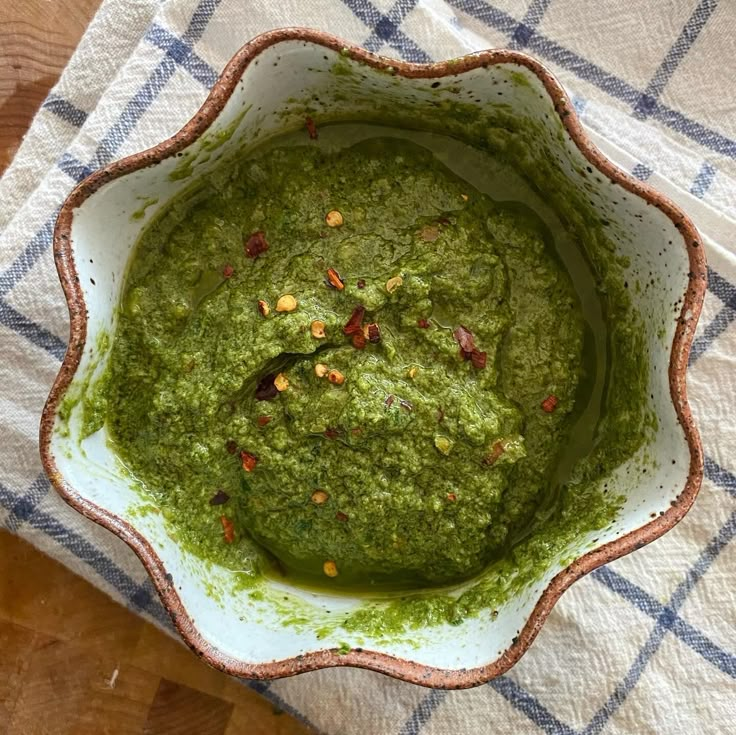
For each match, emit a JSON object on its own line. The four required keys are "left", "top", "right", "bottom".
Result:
{"left": 83, "top": 124, "right": 650, "bottom": 625}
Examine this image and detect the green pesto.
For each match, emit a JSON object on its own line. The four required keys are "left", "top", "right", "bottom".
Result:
{"left": 131, "top": 197, "right": 159, "bottom": 221}
{"left": 58, "top": 329, "right": 110, "bottom": 439}
{"left": 82, "top": 119, "right": 652, "bottom": 633}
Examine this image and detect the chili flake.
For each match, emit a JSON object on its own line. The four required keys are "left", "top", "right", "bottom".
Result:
{"left": 541, "top": 394, "right": 558, "bottom": 413}
{"left": 325, "top": 210, "right": 344, "bottom": 227}
{"left": 453, "top": 325, "right": 476, "bottom": 353}
{"left": 240, "top": 451, "right": 258, "bottom": 472}
{"left": 356, "top": 278, "right": 366, "bottom": 289}
{"left": 420, "top": 224, "right": 440, "bottom": 242}
{"left": 245, "top": 230, "right": 269, "bottom": 258}
{"left": 328, "top": 369, "right": 345, "bottom": 385}
{"left": 209, "top": 489, "right": 230, "bottom": 506}
{"left": 220, "top": 515, "right": 235, "bottom": 543}
{"left": 483, "top": 441, "right": 506, "bottom": 466}
{"left": 257, "top": 299, "right": 270, "bottom": 316}
{"left": 336, "top": 511, "right": 348, "bottom": 522}
{"left": 311, "top": 320, "right": 327, "bottom": 339}
{"left": 386, "top": 275, "right": 403, "bottom": 293}
{"left": 434, "top": 435, "right": 453, "bottom": 455}
{"left": 365, "top": 323, "right": 381, "bottom": 343}
{"left": 326, "top": 267, "right": 345, "bottom": 290}
{"left": 352, "top": 332, "right": 366, "bottom": 349}
{"left": 225, "top": 439, "right": 238, "bottom": 454}
{"left": 417, "top": 318, "right": 430, "bottom": 329}
{"left": 222, "top": 264, "right": 234, "bottom": 279}
{"left": 275, "top": 294, "right": 297, "bottom": 312}
{"left": 453, "top": 325, "right": 487, "bottom": 369}
{"left": 446, "top": 492, "right": 457, "bottom": 502}
{"left": 255, "top": 373, "right": 279, "bottom": 401}
{"left": 471, "top": 350, "right": 487, "bottom": 369}
{"left": 305, "top": 115, "right": 318, "bottom": 139}
{"left": 324, "top": 427, "right": 340, "bottom": 439}
{"left": 343, "top": 305, "right": 365, "bottom": 335}
{"left": 257, "top": 415, "right": 272, "bottom": 427}
{"left": 311, "top": 489, "right": 329, "bottom": 504}
{"left": 385, "top": 394, "right": 395, "bottom": 408}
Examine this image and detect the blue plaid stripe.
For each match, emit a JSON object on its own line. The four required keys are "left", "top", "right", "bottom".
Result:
{"left": 0, "top": 298, "right": 67, "bottom": 360}
{"left": 509, "top": 0, "right": 553, "bottom": 50}
{"left": 145, "top": 24, "right": 219, "bottom": 88}
{"left": 633, "top": 0, "right": 718, "bottom": 120}
{"left": 0, "top": 218, "right": 55, "bottom": 298}
{"left": 704, "top": 455, "right": 736, "bottom": 499}
{"left": 58, "top": 152, "right": 96, "bottom": 183}
{"left": 90, "top": 0, "right": 223, "bottom": 171}
{"left": 42, "top": 95, "right": 89, "bottom": 127}
{"left": 593, "top": 567, "right": 736, "bottom": 679}
{"left": 631, "top": 163, "right": 653, "bottom": 181}
{"left": 690, "top": 266, "right": 736, "bottom": 364}
{"left": 690, "top": 161, "right": 717, "bottom": 198}
{"left": 343, "top": 0, "right": 431, "bottom": 62}
{"left": 398, "top": 691, "right": 447, "bottom": 735}
{"left": 448, "top": 0, "right": 736, "bottom": 160}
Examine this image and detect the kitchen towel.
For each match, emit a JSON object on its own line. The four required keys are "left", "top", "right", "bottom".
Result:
{"left": 1, "top": 1, "right": 735, "bottom": 732}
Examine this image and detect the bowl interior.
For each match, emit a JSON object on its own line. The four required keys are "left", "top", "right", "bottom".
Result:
{"left": 48, "top": 38, "right": 696, "bottom": 676}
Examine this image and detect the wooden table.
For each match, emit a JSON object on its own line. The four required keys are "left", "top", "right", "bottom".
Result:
{"left": 0, "top": 4, "right": 312, "bottom": 733}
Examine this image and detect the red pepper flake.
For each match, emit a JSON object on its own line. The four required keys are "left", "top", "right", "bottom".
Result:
{"left": 222, "top": 264, "right": 234, "bottom": 279}
{"left": 437, "top": 216, "right": 451, "bottom": 226}
{"left": 385, "top": 394, "right": 395, "bottom": 408}
{"left": 225, "top": 439, "right": 238, "bottom": 454}
{"left": 453, "top": 325, "right": 486, "bottom": 369}
{"left": 437, "top": 408, "right": 445, "bottom": 423}
{"left": 343, "top": 305, "right": 365, "bottom": 335}
{"left": 446, "top": 492, "right": 457, "bottom": 502}
{"left": 541, "top": 394, "right": 558, "bottom": 413}
{"left": 453, "top": 325, "right": 476, "bottom": 353}
{"left": 356, "top": 278, "right": 366, "bottom": 289}
{"left": 419, "top": 224, "right": 440, "bottom": 242}
{"left": 324, "top": 427, "right": 340, "bottom": 439}
{"left": 257, "top": 416, "right": 272, "bottom": 427}
{"left": 326, "top": 267, "right": 345, "bottom": 290}
{"left": 483, "top": 441, "right": 506, "bottom": 466}
{"left": 417, "top": 318, "right": 430, "bottom": 329}
{"left": 471, "top": 350, "right": 487, "bottom": 369}
{"left": 352, "top": 332, "right": 366, "bottom": 349}
{"left": 220, "top": 515, "right": 235, "bottom": 543}
{"left": 255, "top": 373, "right": 279, "bottom": 401}
{"left": 305, "top": 116, "right": 318, "bottom": 140}
{"left": 351, "top": 427, "right": 363, "bottom": 436}
{"left": 245, "top": 231, "right": 269, "bottom": 258}
{"left": 209, "top": 489, "right": 230, "bottom": 506}
{"left": 366, "top": 323, "right": 381, "bottom": 343}
{"left": 335, "top": 511, "right": 349, "bottom": 522}
{"left": 240, "top": 451, "right": 258, "bottom": 472}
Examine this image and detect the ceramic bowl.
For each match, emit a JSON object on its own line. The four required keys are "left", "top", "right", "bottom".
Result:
{"left": 40, "top": 29, "right": 706, "bottom": 688}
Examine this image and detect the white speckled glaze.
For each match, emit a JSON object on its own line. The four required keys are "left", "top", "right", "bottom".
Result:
{"left": 41, "top": 30, "right": 705, "bottom": 688}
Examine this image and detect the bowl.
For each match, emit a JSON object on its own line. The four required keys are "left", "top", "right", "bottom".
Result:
{"left": 40, "top": 29, "right": 706, "bottom": 688}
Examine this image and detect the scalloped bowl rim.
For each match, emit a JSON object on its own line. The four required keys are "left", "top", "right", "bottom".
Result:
{"left": 39, "top": 28, "right": 706, "bottom": 688}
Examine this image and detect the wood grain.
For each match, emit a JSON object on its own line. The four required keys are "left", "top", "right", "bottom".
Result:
{"left": 1, "top": 3, "right": 312, "bottom": 732}
{"left": 0, "top": 531, "right": 314, "bottom": 734}
{"left": 0, "top": 0, "right": 101, "bottom": 172}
